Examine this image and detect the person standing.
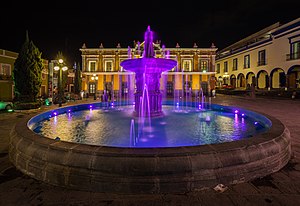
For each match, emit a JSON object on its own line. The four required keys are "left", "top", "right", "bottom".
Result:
{"left": 250, "top": 83, "right": 256, "bottom": 98}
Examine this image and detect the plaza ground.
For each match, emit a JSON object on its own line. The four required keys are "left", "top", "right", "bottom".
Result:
{"left": 0, "top": 94, "right": 300, "bottom": 206}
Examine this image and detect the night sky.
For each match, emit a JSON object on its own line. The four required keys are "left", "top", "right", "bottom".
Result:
{"left": 1, "top": 0, "right": 299, "bottom": 66}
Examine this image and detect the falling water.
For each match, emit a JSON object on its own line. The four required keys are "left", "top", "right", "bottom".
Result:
{"left": 185, "top": 74, "right": 188, "bottom": 110}
{"left": 166, "top": 50, "right": 170, "bottom": 59}
{"left": 111, "top": 81, "right": 114, "bottom": 103}
{"left": 138, "top": 83, "right": 152, "bottom": 138}
{"left": 200, "top": 88, "right": 204, "bottom": 110}
{"left": 130, "top": 119, "right": 136, "bottom": 146}
{"left": 128, "top": 46, "right": 132, "bottom": 59}
{"left": 118, "top": 76, "right": 122, "bottom": 108}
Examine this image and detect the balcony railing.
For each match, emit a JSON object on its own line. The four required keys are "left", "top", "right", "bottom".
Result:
{"left": 286, "top": 52, "right": 300, "bottom": 60}
{"left": 257, "top": 60, "right": 267, "bottom": 66}
{"left": 243, "top": 64, "right": 250, "bottom": 69}
{"left": 232, "top": 66, "right": 238, "bottom": 71}
{"left": 0, "top": 74, "right": 12, "bottom": 80}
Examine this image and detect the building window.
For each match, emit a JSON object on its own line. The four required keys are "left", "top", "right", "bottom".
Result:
{"left": 258, "top": 50, "right": 266, "bottom": 66}
{"left": 224, "top": 61, "right": 228, "bottom": 73}
{"left": 200, "top": 60, "right": 208, "bottom": 72}
{"left": 89, "top": 61, "right": 96, "bottom": 72}
{"left": 290, "top": 41, "right": 300, "bottom": 60}
{"left": 233, "top": 58, "right": 238, "bottom": 71}
{"left": 0, "top": 64, "right": 11, "bottom": 76}
{"left": 216, "top": 63, "right": 220, "bottom": 73}
{"left": 105, "top": 61, "right": 113, "bottom": 72}
{"left": 182, "top": 60, "right": 192, "bottom": 72}
{"left": 89, "top": 83, "right": 96, "bottom": 94}
{"left": 244, "top": 55, "right": 250, "bottom": 68}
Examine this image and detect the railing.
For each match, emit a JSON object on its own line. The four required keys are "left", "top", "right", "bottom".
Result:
{"left": 0, "top": 74, "right": 12, "bottom": 80}
{"left": 243, "top": 64, "right": 250, "bottom": 69}
{"left": 286, "top": 52, "right": 300, "bottom": 60}
{"left": 257, "top": 60, "right": 267, "bottom": 66}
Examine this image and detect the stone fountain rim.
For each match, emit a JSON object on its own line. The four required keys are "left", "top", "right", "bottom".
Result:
{"left": 9, "top": 103, "right": 291, "bottom": 193}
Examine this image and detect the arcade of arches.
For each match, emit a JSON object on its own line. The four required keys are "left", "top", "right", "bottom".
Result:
{"left": 217, "top": 65, "right": 300, "bottom": 90}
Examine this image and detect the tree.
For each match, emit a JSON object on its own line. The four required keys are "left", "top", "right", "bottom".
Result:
{"left": 13, "top": 31, "right": 43, "bottom": 102}
{"left": 74, "top": 62, "right": 82, "bottom": 95}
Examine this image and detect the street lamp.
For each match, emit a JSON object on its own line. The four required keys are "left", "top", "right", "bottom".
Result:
{"left": 54, "top": 59, "right": 68, "bottom": 107}
{"left": 91, "top": 74, "right": 98, "bottom": 100}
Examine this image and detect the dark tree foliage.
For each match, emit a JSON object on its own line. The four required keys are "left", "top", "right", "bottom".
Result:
{"left": 74, "top": 62, "right": 82, "bottom": 95}
{"left": 13, "top": 31, "right": 43, "bottom": 102}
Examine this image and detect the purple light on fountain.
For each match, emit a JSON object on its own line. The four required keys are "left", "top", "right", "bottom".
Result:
{"left": 130, "top": 119, "right": 136, "bottom": 146}
{"left": 120, "top": 26, "right": 177, "bottom": 117}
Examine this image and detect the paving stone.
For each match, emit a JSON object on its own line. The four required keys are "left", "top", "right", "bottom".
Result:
{"left": 231, "top": 195, "right": 282, "bottom": 206}
{"left": 229, "top": 182, "right": 259, "bottom": 194}
{"left": 197, "top": 194, "right": 235, "bottom": 206}
{"left": 273, "top": 194, "right": 300, "bottom": 206}
{"left": 227, "top": 194, "right": 257, "bottom": 206}
{"left": 270, "top": 171, "right": 295, "bottom": 182}
{"left": 272, "top": 182, "right": 300, "bottom": 194}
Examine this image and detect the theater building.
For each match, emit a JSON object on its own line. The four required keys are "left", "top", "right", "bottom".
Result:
{"left": 80, "top": 41, "right": 217, "bottom": 99}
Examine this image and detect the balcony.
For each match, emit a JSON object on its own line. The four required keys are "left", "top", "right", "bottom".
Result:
{"left": 0, "top": 74, "right": 12, "bottom": 80}
{"left": 257, "top": 60, "right": 267, "bottom": 66}
{"left": 243, "top": 64, "right": 250, "bottom": 69}
{"left": 286, "top": 52, "right": 300, "bottom": 61}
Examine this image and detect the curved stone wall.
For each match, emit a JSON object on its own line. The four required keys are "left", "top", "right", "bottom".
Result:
{"left": 9, "top": 112, "right": 291, "bottom": 193}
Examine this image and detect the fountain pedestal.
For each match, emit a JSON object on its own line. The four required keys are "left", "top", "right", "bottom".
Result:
{"left": 134, "top": 71, "right": 163, "bottom": 117}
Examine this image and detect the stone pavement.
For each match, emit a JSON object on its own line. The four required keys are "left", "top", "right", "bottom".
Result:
{"left": 0, "top": 95, "right": 300, "bottom": 206}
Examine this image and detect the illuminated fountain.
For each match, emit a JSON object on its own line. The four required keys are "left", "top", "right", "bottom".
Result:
{"left": 9, "top": 26, "right": 291, "bottom": 194}
{"left": 121, "top": 26, "right": 177, "bottom": 117}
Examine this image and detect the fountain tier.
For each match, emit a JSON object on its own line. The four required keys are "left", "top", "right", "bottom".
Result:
{"left": 121, "top": 26, "right": 177, "bottom": 117}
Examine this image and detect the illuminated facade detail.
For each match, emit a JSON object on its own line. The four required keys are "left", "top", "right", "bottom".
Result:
{"left": 0, "top": 49, "right": 17, "bottom": 101}
{"left": 80, "top": 42, "right": 217, "bottom": 98}
{"left": 200, "top": 59, "right": 208, "bottom": 72}
{"left": 216, "top": 17, "right": 300, "bottom": 90}
{"left": 89, "top": 61, "right": 96, "bottom": 72}
{"left": 182, "top": 59, "right": 192, "bottom": 72}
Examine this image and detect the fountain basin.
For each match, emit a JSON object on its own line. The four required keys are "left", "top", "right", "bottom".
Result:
{"left": 9, "top": 103, "right": 291, "bottom": 193}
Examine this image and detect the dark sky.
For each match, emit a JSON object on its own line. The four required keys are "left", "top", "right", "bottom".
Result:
{"left": 1, "top": 0, "right": 299, "bottom": 66}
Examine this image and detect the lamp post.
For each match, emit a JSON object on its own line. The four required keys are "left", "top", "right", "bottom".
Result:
{"left": 91, "top": 74, "right": 98, "bottom": 100}
{"left": 54, "top": 59, "right": 68, "bottom": 107}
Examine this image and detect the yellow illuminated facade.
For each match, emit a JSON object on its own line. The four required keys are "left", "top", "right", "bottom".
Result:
{"left": 80, "top": 42, "right": 217, "bottom": 99}
{"left": 215, "top": 17, "right": 300, "bottom": 90}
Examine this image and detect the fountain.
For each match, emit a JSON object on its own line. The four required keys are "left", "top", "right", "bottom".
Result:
{"left": 121, "top": 26, "right": 177, "bottom": 117}
{"left": 9, "top": 26, "right": 291, "bottom": 194}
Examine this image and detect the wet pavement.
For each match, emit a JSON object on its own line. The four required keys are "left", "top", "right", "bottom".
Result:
{"left": 0, "top": 95, "right": 300, "bottom": 206}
